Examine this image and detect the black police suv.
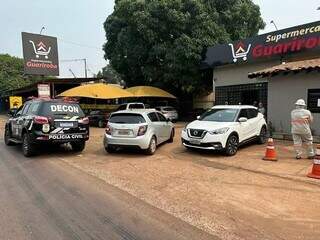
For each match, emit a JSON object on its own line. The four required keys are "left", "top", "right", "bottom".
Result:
{"left": 4, "top": 98, "right": 90, "bottom": 157}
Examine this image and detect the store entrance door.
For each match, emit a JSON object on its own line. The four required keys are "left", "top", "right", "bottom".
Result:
{"left": 241, "top": 90, "right": 259, "bottom": 105}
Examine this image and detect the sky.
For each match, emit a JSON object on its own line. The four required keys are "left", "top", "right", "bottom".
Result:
{"left": 0, "top": 0, "right": 319, "bottom": 78}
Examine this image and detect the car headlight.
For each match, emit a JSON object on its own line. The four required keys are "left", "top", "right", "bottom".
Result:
{"left": 209, "top": 127, "right": 229, "bottom": 135}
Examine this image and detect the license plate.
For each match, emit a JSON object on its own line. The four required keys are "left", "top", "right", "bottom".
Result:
{"left": 58, "top": 122, "right": 77, "bottom": 128}
{"left": 118, "top": 130, "right": 130, "bottom": 135}
{"left": 189, "top": 139, "right": 201, "bottom": 145}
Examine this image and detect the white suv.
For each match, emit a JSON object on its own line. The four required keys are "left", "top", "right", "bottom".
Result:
{"left": 181, "top": 105, "right": 267, "bottom": 156}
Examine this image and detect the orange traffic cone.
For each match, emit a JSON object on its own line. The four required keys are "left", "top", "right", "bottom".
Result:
{"left": 262, "top": 138, "right": 278, "bottom": 161}
{"left": 307, "top": 145, "right": 320, "bottom": 179}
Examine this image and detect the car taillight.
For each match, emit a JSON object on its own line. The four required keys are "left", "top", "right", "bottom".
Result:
{"left": 79, "top": 117, "right": 89, "bottom": 124}
{"left": 138, "top": 125, "right": 148, "bottom": 136}
{"left": 105, "top": 125, "right": 112, "bottom": 135}
{"left": 34, "top": 116, "right": 49, "bottom": 124}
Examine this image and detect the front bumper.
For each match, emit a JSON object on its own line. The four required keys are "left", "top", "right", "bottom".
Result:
{"left": 104, "top": 134, "right": 150, "bottom": 150}
{"left": 181, "top": 130, "right": 227, "bottom": 150}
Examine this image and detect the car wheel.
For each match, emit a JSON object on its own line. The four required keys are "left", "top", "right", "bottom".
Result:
{"left": 98, "top": 120, "right": 105, "bottom": 128}
{"left": 105, "top": 145, "right": 116, "bottom": 153}
{"left": 225, "top": 134, "right": 238, "bottom": 156}
{"left": 22, "top": 133, "right": 35, "bottom": 157}
{"left": 146, "top": 136, "right": 157, "bottom": 155}
{"left": 4, "top": 126, "right": 14, "bottom": 146}
{"left": 168, "top": 129, "right": 175, "bottom": 143}
{"left": 71, "top": 141, "right": 86, "bottom": 152}
{"left": 258, "top": 126, "right": 267, "bottom": 144}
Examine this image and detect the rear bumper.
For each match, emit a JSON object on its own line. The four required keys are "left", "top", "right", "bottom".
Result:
{"left": 32, "top": 131, "right": 89, "bottom": 144}
{"left": 104, "top": 134, "right": 150, "bottom": 150}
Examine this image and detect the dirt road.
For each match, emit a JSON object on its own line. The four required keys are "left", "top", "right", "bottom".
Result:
{"left": 0, "top": 140, "right": 217, "bottom": 240}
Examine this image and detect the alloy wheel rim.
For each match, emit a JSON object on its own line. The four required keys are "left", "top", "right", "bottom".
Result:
{"left": 151, "top": 138, "right": 156, "bottom": 153}
{"left": 228, "top": 136, "right": 238, "bottom": 154}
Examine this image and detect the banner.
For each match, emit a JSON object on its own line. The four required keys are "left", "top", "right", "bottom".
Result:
{"left": 22, "top": 32, "right": 59, "bottom": 76}
{"left": 203, "top": 21, "right": 320, "bottom": 68}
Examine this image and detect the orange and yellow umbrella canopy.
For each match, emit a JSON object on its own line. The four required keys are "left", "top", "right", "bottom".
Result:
{"left": 58, "top": 83, "right": 133, "bottom": 99}
{"left": 126, "top": 86, "right": 176, "bottom": 99}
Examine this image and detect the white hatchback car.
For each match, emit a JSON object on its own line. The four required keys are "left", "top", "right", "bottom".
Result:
{"left": 181, "top": 105, "right": 267, "bottom": 156}
{"left": 104, "top": 109, "right": 174, "bottom": 154}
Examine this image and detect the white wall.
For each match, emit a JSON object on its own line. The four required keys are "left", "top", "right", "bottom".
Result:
{"left": 268, "top": 72, "right": 320, "bottom": 136}
{"left": 213, "top": 61, "right": 275, "bottom": 87}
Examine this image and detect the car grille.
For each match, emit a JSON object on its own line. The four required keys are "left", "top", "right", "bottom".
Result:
{"left": 188, "top": 129, "right": 206, "bottom": 138}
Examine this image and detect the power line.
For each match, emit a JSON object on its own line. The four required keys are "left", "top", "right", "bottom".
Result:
{"left": 57, "top": 38, "right": 102, "bottom": 51}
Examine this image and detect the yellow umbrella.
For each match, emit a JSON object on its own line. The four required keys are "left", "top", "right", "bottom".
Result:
{"left": 126, "top": 86, "right": 176, "bottom": 99}
{"left": 58, "top": 83, "right": 134, "bottom": 99}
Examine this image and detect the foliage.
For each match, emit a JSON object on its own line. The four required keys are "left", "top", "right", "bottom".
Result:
{"left": 103, "top": 0, "right": 265, "bottom": 97}
{"left": 0, "top": 54, "right": 38, "bottom": 95}
{"left": 97, "top": 64, "right": 123, "bottom": 84}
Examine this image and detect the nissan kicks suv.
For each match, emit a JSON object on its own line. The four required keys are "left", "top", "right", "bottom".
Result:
{"left": 4, "top": 98, "right": 90, "bottom": 157}
{"left": 181, "top": 105, "right": 267, "bottom": 156}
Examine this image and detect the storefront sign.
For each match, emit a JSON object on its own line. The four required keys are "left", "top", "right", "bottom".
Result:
{"left": 9, "top": 96, "right": 23, "bottom": 109}
{"left": 22, "top": 32, "right": 59, "bottom": 76}
{"left": 38, "top": 84, "right": 51, "bottom": 98}
{"left": 203, "top": 21, "right": 320, "bottom": 68}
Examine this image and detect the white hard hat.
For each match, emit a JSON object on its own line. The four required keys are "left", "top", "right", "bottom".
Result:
{"left": 295, "top": 99, "right": 306, "bottom": 106}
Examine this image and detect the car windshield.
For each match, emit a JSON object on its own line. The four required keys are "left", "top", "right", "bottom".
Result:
{"left": 128, "top": 104, "right": 144, "bottom": 109}
{"left": 109, "top": 113, "right": 146, "bottom": 124}
{"left": 41, "top": 102, "right": 85, "bottom": 118}
{"left": 199, "top": 108, "right": 238, "bottom": 122}
{"left": 163, "top": 107, "right": 175, "bottom": 111}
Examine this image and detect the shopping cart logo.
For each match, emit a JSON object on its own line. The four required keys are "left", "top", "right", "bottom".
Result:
{"left": 29, "top": 40, "right": 51, "bottom": 59}
{"left": 229, "top": 42, "right": 252, "bottom": 63}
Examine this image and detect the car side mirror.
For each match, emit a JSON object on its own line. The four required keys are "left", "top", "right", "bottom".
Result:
{"left": 166, "top": 118, "right": 171, "bottom": 122}
{"left": 239, "top": 117, "right": 248, "bottom": 123}
{"left": 197, "top": 115, "right": 200, "bottom": 120}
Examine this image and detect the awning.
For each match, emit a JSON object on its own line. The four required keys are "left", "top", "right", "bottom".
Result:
{"left": 126, "top": 86, "right": 176, "bottom": 99}
{"left": 58, "top": 83, "right": 134, "bottom": 99}
{"left": 248, "top": 58, "right": 320, "bottom": 79}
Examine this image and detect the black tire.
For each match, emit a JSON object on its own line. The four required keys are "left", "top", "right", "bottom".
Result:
{"left": 22, "top": 133, "right": 35, "bottom": 157}
{"left": 4, "top": 126, "right": 14, "bottom": 146}
{"left": 145, "top": 136, "right": 157, "bottom": 155}
{"left": 105, "top": 145, "right": 116, "bottom": 153}
{"left": 168, "top": 129, "right": 175, "bottom": 143}
{"left": 225, "top": 134, "right": 239, "bottom": 156}
{"left": 98, "top": 120, "right": 105, "bottom": 128}
{"left": 71, "top": 141, "right": 86, "bottom": 152}
{"left": 257, "top": 126, "right": 267, "bottom": 144}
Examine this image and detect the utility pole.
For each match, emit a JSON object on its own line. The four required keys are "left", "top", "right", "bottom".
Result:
{"left": 40, "top": 27, "right": 45, "bottom": 35}
{"left": 60, "top": 58, "right": 88, "bottom": 78}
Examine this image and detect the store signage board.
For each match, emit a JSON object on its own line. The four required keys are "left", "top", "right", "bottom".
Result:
{"left": 38, "top": 84, "right": 51, "bottom": 98}
{"left": 22, "top": 32, "right": 59, "bottom": 76}
{"left": 203, "top": 21, "right": 320, "bottom": 68}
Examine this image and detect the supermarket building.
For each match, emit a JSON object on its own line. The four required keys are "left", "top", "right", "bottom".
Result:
{"left": 202, "top": 20, "right": 320, "bottom": 138}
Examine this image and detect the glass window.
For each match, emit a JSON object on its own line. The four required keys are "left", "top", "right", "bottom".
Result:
{"left": 247, "top": 109, "right": 258, "bottom": 119}
{"left": 148, "top": 112, "right": 159, "bottom": 122}
{"left": 238, "top": 109, "right": 249, "bottom": 119}
{"left": 128, "top": 103, "right": 144, "bottom": 109}
{"left": 117, "top": 105, "right": 126, "bottom": 111}
{"left": 157, "top": 112, "right": 167, "bottom": 122}
{"left": 28, "top": 102, "right": 40, "bottom": 115}
{"left": 199, "top": 108, "right": 238, "bottom": 122}
{"left": 109, "top": 113, "right": 146, "bottom": 124}
{"left": 163, "top": 107, "right": 175, "bottom": 111}
{"left": 21, "top": 103, "right": 31, "bottom": 115}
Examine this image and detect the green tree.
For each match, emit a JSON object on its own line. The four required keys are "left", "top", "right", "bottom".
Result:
{"left": 97, "top": 64, "right": 123, "bottom": 84}
{"left": 0, "top": 54, "right": 38, "bottom": 95}
{"left": 103, "top": 0, "right": 264, "bottom": 97}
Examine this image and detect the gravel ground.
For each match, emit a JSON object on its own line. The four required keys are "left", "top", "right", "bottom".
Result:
{"left": 1, "top": 115, "right": 320, "bottom": 240}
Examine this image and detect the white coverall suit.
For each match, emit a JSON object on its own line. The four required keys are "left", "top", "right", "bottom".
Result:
{"left": 291, "top": 107, "right": 315, "bottom": 158}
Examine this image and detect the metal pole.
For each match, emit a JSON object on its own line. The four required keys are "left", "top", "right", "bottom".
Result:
{"left": 83, "top": 58, "right": 88, "bottom": 78}
{"left": 40, "top": 27, "right": 45, "bottom": 35}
